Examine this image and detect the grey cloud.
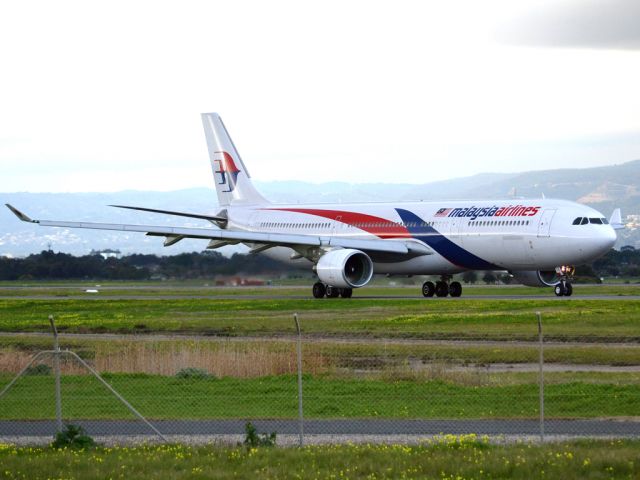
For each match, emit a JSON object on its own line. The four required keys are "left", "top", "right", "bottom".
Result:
{"left": 498, "top": 0, "right": 640, "bottom": 50}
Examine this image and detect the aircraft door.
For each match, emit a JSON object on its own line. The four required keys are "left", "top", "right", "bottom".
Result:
{"left": 331, "top": 215, "right": 342, "bottom": 236}
{"left": 248, "top": 211, "right": 261, "bottom": 232}
{"left": 537, "top": 209, "right": 556, "bottom": 237}
{"left": 450, "top": 217, "right": 462, "bottom": 245}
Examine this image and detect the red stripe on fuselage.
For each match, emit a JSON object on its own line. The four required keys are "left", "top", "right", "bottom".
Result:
{"left": 265, "top": 208, "right": 409, "bottom": 239}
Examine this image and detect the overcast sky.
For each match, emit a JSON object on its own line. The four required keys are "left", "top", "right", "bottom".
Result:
{"left": 1, "top": 0, "right": 640, "bottom": 193}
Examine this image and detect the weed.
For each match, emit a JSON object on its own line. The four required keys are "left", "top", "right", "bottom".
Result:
{"left": 51, "top": 424, "right": 96, "bottom": 449}
{"left": 243, "top": 422, "right": 276, "bottom": 447}
{"left": 24, "top": 363, "right": 52, "bottom": 376}
{"left": 175, "top": 367, "right": 211, "bottom": 379}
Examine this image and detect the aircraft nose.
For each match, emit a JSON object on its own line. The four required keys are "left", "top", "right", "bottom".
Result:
{"left": 596, "top": 227, "right": 617, "bottom": 254}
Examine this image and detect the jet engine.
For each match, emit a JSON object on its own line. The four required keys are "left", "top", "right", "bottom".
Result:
{"left": 316, "top": 249, "right": 374, "bottom": 288}
{"left": 511, "top": 270, "right": 560, "bottom": 287}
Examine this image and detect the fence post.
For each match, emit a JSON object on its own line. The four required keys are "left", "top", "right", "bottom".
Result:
{"left": 537, "top": 311, "right": 544, "bottom": 442}
{"left": 294, "top": 313, "right": 304, "bottom": 447}
{"left": 49, "top": 315, "right": 63, "bottom": 433}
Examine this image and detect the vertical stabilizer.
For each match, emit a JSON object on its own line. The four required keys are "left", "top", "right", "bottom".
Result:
{"left": 201, "top": 113, "right": 269, "bottom": 206}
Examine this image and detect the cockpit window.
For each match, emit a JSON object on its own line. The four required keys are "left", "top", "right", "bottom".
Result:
{"left": 574, "top": 216, "right": 609, "bottom": 226}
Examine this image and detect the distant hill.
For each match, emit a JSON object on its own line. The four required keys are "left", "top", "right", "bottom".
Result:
{"left": 2, "top": 160, "right": 639, "bottom": 256}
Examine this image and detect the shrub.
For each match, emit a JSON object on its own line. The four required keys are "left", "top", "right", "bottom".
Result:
{"left": 243, "top": 422, "right": 276, "bottom": 448}
{"left": 175, "top": 367, "right": 211, "bottom": 379}
{"left": 24, "top": 364, "right": 52, "bottom": 376}
{"left": 51, "top": 424, "right": 96, "bottom": 449}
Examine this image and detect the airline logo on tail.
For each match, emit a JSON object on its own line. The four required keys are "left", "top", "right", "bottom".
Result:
{"left": 213, "top": 151, "right": 241, "bottom": 192}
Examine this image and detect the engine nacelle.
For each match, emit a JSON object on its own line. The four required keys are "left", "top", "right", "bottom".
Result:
{"left": 511, "top": 270, "right": 560, "bottom": 287}
{"left": 316, "top": 249, "right": 374, "bottom": 288}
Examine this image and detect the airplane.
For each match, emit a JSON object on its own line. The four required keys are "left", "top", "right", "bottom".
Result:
{"left": 6, "top": 113, "right": 624, "bottom": 298}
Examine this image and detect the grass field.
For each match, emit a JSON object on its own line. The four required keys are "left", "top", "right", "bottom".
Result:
{"left": 0, "top": 439, "right": 638, "bottom": 479}
{"left": 1, "top": 296, "right": 640, "bottom": 341}
{"left": 1, "top": 283, "right": 639, "bottom": 431}
{"left": 2, "top": 336, "right": 640, "bottom": 378}
{"left": 0, "top": 373, "right": 638, "bottom": 419}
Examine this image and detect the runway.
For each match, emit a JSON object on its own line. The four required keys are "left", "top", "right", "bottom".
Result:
{"left": 2, "top": 294, "right": 640, "bottom": 301}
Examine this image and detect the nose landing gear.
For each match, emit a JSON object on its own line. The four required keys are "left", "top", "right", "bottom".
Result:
{"left": 554, "top": 266, "right": 575, "bottom": 297}
{"left": 422, "top": 276, "right": 463, "bottom": 298}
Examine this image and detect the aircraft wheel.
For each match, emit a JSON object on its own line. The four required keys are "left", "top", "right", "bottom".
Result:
{"left": 326, "top": 286, "right": 340, "bottom": 298}
{"left": 449, "top": 281, "right": 462, "bottom": 297}
{"left": 422, "top": 281, "right": 435, "bottom": 297}
{"left": 435, "top": 281, "right": 449, "bottom": 297}
{"left": 564, "top": 282, "right": 573, "bottom": 297}
{"left": 554, "top": 283, "right": 566, "bottom": 297}
{"left": 340, "top": 288, "right": 353, "bottom": 298}
{"left": 312, "top": 282, "right": 326, "bottom": 299}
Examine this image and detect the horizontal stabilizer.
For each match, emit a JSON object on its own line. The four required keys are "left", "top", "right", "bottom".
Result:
{"left": 110, "top": 205, "right": 227, "bottom": 223}
{"left": 610, "top": 208, "right": 625, "bottom": 230}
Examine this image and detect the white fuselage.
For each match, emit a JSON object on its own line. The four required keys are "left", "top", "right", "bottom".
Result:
{"left": 225, "top": 198, "right": 617, "bottom": 275}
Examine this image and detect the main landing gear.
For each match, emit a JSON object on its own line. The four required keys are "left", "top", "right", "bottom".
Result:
{"left": 422, "top": 276, "right": 462, "bottom": 298}
{"left": 554, "top": 266, "right": 575, "bottom": 297}
{"left": 312, "top": 281, "right": 353, "bottom": 299}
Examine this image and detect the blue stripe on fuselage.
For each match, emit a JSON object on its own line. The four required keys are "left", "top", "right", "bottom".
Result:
{"left": 395, "top": 208, "right": 500, "bottom": 270}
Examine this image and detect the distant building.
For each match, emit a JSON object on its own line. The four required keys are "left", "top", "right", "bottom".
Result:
{"left": 90, "top": 249, "right": 122, "bottom": 259}
{"left": 625, "top": 214, "right": 640, "bottom": 229}
{"left": 215, "top": 276, "right": 266, "bottom": 286}
{"left": 620, "top": 245, "right": 636, "bottom": 252}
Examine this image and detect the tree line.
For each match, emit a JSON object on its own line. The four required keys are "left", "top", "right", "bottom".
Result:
{"left": 0, "top": 248, "right": 638, "bottom": 282}
{"left": 0, "top": 250, "right": 291, "bottom": 281}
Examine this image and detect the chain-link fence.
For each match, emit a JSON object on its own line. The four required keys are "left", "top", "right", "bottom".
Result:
{"left": 0, "top": 313, "right": 638, "bottom": 445}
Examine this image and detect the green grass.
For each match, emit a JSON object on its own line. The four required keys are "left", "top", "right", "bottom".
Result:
{"left": 2, "top": 283, "right": 640, "bottom": 297}
{"left": 1, "top": 374, "right": 638, "bottom": 420}
{"left": 2, "top": 297, "right": 640, "bottom": 341}
{"left": 0, "top": 440, "right": 638, "bottom": 479}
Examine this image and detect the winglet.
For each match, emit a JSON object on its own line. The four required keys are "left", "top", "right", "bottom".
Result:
{"left": 5, "top": 204, "right": 37, "bottom": 223}
{"left": 610, "top": 208, "right": 625, "bottom": 230}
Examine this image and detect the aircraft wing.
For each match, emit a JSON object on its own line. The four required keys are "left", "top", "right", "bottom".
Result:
{"left": 5, "top": 204, "right": 429, "bottom": 256}
{"left": 109, "top": 204, "right": 227, "bottom": 223}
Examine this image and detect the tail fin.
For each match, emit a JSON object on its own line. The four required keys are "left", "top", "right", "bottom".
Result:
{"left": 201, "top": 113, "right": 269, "bottom": 206}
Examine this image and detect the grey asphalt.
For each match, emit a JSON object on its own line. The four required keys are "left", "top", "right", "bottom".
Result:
{"left": 2, "top": 419, "right": 639, "bottom": 437}
{"left": 2, "top": 294, "right": 640, "bottom": 300}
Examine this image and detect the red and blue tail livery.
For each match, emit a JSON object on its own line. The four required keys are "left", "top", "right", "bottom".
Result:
{"left": 213, "top": 151, "right": 241, "bottom": 193}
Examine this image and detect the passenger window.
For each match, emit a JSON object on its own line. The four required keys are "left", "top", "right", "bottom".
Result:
{"left": 590, "top": 218, "right": 603, "bottom": 224}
